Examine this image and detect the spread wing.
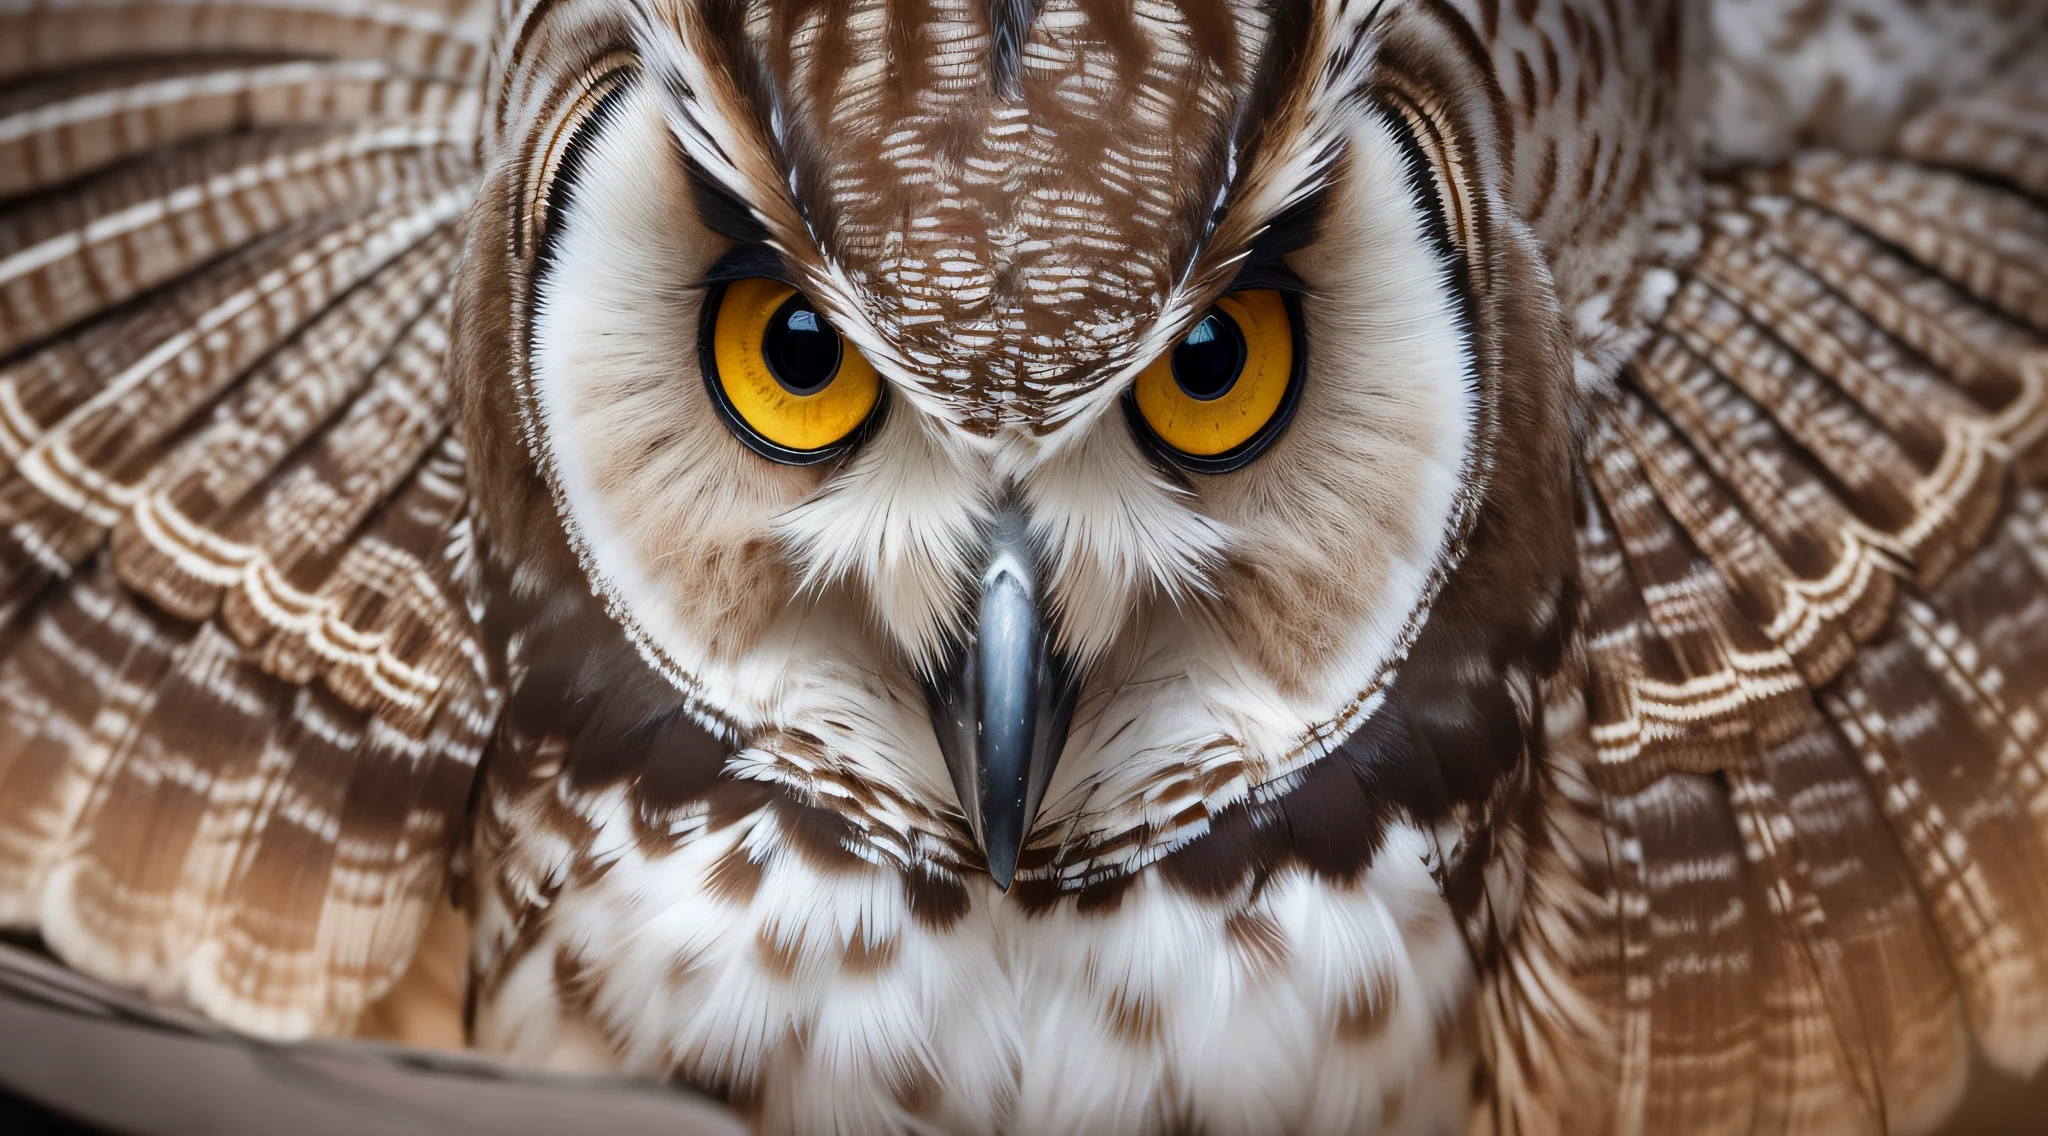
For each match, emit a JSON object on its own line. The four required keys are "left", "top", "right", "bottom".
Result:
{"left": 1485, "top": 57, "right": 2048, "bottom": 1136}
{"left": 0, "top": 0, "right": 496, "bottom": 1040}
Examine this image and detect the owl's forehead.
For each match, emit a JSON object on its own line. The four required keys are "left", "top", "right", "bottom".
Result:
{"left": 721, "top": 0, "right": 1291, "bottom": 429}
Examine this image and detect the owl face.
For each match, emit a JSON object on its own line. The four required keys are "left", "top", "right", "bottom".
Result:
{"left": 459, "top": 0, "right": 1567, "bottom": 892}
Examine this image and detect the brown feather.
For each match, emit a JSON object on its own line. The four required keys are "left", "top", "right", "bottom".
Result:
{"left": 0, "top": 0, "right": 496, "bottom": 1042}
{"left": 1490, "top": 55, "right": 2048, "bottom": 1136}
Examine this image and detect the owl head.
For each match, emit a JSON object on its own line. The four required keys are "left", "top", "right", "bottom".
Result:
{"left": 452, "top": 0, "right": 1577, "bottom": 904}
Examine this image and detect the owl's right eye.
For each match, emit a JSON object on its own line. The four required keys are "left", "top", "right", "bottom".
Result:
{"left": 700, "top": 277, "right": 884, "bottom": 464}
{"left": 1125, "top": 288, "right": 1304, "bottom": 474}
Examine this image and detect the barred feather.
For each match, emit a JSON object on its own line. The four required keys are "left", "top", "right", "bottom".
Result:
{"left": 1489, "top": 59, "right": 2048, "bottom": 1136}
{"left": 0, "top": 0, "right": 495, "bottom": 1039}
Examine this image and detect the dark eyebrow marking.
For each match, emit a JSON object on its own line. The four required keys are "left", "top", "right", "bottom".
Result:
{"left": 1224, "top": 259, "right": 1309, "bottom": 294}
{"left": 698, "top": 242, "right": 798, "bottom": 287}
{"left": 1223, "top": 186, "right": 1328, "bottom": 292}
{"left": 686, "top": 158, "right": 772, "bottom": 245}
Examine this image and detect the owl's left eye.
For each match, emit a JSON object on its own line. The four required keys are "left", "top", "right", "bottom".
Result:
{"left": 701, "top": 277, "right": 884, "bottom": 464}
{"left": 1125, "top": 289, "right": 1303, "bottom": 473}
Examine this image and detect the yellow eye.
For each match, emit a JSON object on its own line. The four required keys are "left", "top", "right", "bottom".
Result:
{"left": 703, "top": 277, "right": 882, "bottom": 463}
{"left": 1128, "top": 289, "right": 1300, "bottom": 472}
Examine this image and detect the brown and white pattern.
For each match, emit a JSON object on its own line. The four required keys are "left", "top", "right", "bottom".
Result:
{"left": 0, "top": 0, "right": 496, "bottom": 1039}
{"left": 1484, "top": 55, "right": 2048, "bottom": 1136}
{"left": 0, "top": 1, "right": 2045, "bottom": 1135}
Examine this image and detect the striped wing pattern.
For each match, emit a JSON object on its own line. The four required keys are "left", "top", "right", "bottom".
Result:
{"left": 1486, "top": 63, "right": 2048, "bottom": 1136}
{"left": 0, "top": 0, "right": 494, "bottom": 1039}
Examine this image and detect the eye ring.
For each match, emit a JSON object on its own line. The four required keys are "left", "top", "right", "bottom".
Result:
{"left": 698, "top": 279, "right": 887, "bottom": 466}
{"left": 1123, "top": 290, "right": 1306, "bottom": 475}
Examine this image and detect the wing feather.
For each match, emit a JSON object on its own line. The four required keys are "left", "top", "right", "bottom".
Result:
{"left": 1489, "top": 59, "right": 2048, "bottom": 1136}
{"left": 0, "top": 1, "right": 487, "bottom": 88}
{"left": 1894, "top": 65, "right": 2048, "bottom": 201}
{"left": 0, "top": 123, "right": 471, "bottom": 357}
{"left": 0, "top": 58, "right": 479, "bottom": 201}
{"left": 107, "top": 226, "right": 459, "bottom": 621}
{"left": 0, "top": 0, "right": 493, "bottom": 1040}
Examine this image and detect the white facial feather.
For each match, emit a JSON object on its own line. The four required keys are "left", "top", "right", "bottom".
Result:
{"left": 1022, "top": 424, "right": 1233, "bottom": 665}
{"left": 1031, "top": 108, "right": 1478, "bottom": 867}
{"left": 771, "top": 411, "right": 992, "bottom": 674}
{"left": 528, "top": 86, "right": 967, "bottom": 758}
{"left": 527, "top": 82, "right": 777, "bottom": 709}
{"left": 718, "top": 643, "right": 963, "bottom": 858}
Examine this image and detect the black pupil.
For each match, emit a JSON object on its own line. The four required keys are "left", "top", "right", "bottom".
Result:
{"left": 763, "top": 295, "right": 843, "bottom": 395}
{"left": 1170, "top": 311, "right": 1246, "bottom": 401}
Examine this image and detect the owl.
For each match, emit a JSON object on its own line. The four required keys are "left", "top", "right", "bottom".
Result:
{"left": 2, "top": 0, "right": 2048, "bottom": 1133}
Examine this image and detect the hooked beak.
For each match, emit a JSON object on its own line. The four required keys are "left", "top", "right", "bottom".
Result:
{"left": 922, "top": 505, "right": 1079, "bottom": 891}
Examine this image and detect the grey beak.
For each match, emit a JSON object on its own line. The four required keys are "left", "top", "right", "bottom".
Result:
{"left": 922, "top": 505, "right": 1078, "bottom": 890}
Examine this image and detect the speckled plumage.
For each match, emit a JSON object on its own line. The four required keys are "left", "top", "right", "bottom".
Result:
{"left": 0, "top": 2, "right": 2045, "bottom": 1134}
